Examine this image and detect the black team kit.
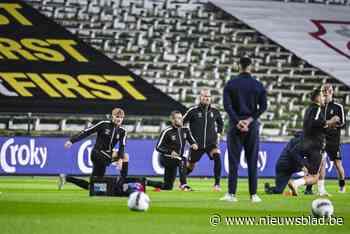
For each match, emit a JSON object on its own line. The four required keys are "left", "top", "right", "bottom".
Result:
{"left": 63, "top": 120, "right": 128, "bottom": 190}
{"left": 147, "top": 125, "right": 197, "bottom": 190}
{"left": 183, "top": 104, "right": 224, "bottom": 187}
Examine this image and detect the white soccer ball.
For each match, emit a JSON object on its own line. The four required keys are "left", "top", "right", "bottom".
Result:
{"left": 128, "top": 192, "right": 150, "bottom": 211}
{"left": 311, "top": 198, "right": 334, "bottom": 218}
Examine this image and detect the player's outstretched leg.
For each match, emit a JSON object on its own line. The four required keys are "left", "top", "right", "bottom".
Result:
{"left": 59, "top": 173, "right": 90, "bottom": 190}
{"left": 145, "top": 179, "right": 163, "bottom": 190}
{"left": 64, "top": 175, "right": 90, "bottom": 190}
{"left": 58, "top": 173, "right": 66, "bottom": 190}
{"left": 265, "top": 172, "right": 291, "bottom": 195}
{"left": 289, "top": 174, "right": 319, "bottom": 196}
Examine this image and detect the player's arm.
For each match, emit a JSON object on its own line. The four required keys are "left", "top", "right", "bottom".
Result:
{"left": 253, "top": 83, "right": 267, "bottom": 119}
{"left": 185, "top": 128, "right": 198, "bottom": 150}
{"left": 156, "top": 129, "right": 172, "bottom": 155}
{"left": 111, "top": 129, "right": 127, "bottom": 168}
{"left": 223, "top": 84, "right": 240, "bottom": 126}
{"left": 117, "top": 129, "right": 127, "bottom": 159}
{"left": 215, "top": 109, "right": 224, "bottom": 135}
{"left": 308, "top": 106, "right": 327, "bottom": 128}
{"left": 336, "top": 104, "right": 346, "bottom": 129}
{"left": 183, "top": 107, "right": 194, "bottom": 124}
{"left": 65, "top": 121, "right": 105, "bottom": 148}
{"left": 308, "top": 105, "right": 338, "bottom": 129}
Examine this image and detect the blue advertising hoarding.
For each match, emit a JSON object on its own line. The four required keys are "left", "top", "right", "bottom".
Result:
{"left": 0, "top": 136, "right": 349, "bottom": 178}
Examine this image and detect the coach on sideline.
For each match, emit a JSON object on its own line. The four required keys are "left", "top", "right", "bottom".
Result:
{"left": 221, "top": 57, "right": 267, "bottom": 203}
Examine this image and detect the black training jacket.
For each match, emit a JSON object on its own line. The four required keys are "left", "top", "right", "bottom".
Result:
{"left": 156, "top": 126, "right": 196, "bottom": 159}
{"left": 70, "top": 120, "right": 127, "bottom": 159}
{"left": 302, "top": 103, "right": 326, "bottom": 151}
{"left": 183, "top": 104, "right": 223, "bottom": 148}
{"left": 324, "top": 100, "right": 346, "bottom": 149}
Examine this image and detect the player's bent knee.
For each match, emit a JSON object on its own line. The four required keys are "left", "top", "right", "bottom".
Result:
{"left": 123, "top": 153, "right": 129, "bottom": 162}
{"left": 309, "top": 175, "right": 319, "bottom": 184}
{"left": 210, "top": 148, "right": 221, "bottom": 156}
{"left": 335, "top": 159, "right": 342, "bottom": 165}
{"left": 188, "top": 162, "right": 196, "bottom": 169}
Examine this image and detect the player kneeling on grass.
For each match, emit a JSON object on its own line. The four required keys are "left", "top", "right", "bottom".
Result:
{"left": 146, "top": 111, "right": 198, "bottom": 191}
{"left": 59, "top": 108, "right": 129, "bottom": 190}
{"left": 265, "top": 131, "right": 319, "bottom": 195}
{"left": 267, "top": 89, "right": 339, "bottom": 196}
{"left": 90, "top": 175, "right": 147, "bottom": 197}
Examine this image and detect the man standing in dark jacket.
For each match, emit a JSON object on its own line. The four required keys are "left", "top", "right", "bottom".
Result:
{"left": 183, "top": 88, "right": 224, "bottom": 191}
{"left": 221, "top": 57, "right": 267, "bottom": 202}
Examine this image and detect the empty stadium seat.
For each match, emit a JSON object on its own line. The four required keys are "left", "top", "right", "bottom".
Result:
{"left": 18, "top": 0, "right": 350, "bottom": 139}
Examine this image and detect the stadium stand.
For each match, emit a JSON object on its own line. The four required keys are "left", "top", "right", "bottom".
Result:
{"left": 2, "top": 0, "right": 349, "bottom": 140}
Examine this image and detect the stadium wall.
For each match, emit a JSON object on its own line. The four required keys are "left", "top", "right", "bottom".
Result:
{"left": 0, "top": 136, "right": 349, "bottom": 178}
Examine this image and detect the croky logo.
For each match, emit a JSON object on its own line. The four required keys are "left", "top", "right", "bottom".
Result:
{"left": 0, "top": 138, "right": 47, "bottom": 173}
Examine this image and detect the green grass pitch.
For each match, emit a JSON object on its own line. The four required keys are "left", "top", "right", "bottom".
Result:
{"left": 0, "top": 177, "right": 349, "bottom": 234}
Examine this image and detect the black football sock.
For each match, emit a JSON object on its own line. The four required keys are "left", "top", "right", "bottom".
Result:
{"left": 305, "top": 184, "right": 313, "bottom": 192}
{"left": 186, "top": 165, "right": 194, "bottom": 175}
{"left": 179, "top": 159, "right": 188, "bottom": 185}
{"left": 146, "top": 180, "right": 163, "bottom": 188}
{"left": 213, "top": 153, "right": 221, "bottom": 186}
{"left": 66, "top": 176, "right": 89, "bottom": 190}
{"left": 120, "top": 162, "right": 129, "bottom": 177}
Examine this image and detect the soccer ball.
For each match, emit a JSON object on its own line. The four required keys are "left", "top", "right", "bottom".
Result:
{"left": 128, "top": 192, "right": 150, "bottom": 211}
{"left": 311, "top": 198, "right": 334, "bottom": 218}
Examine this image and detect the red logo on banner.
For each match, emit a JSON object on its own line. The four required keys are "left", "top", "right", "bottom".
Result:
{"left": 310, "top": 20, "right": 350, "bottom": 60}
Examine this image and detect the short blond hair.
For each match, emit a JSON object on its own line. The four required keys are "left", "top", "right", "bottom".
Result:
{"left": 112, "top": 108, "right": 125, "bottom": 117}
{"left": 200, "top": 88, "right": 211, "bottom": 96}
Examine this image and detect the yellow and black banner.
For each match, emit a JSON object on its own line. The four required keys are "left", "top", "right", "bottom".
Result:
{"left": 0, "top": 0, "right": 185, "bottom": 115}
